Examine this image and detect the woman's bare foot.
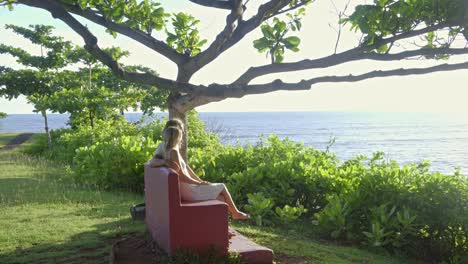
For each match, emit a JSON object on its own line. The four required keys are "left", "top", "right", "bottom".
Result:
{"left": 232, "top": 211, "right": 250, "bottom": 220}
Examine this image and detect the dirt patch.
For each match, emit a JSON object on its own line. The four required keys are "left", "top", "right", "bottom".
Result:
{"left": 1, "top": 133, "right": 34, "bottom": 150}
{"left": 111, "top": 234, "right": 160, "bottom": 264}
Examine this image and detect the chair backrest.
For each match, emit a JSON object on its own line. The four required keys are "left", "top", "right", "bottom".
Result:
{"left": 144, "top": 165, "right": 180, "bottom": 253}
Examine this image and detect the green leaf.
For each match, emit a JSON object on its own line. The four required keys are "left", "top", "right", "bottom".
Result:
{"left": 253, "top": 38, "right": 271, "bottom": 52}
{"left": 261, "top": 25, "right": 275, "bottom": 39}
{"left": 281, "top": 36, "right": 301, "bottom": 49}
{"left": 105, "top": 29, "right": 117, "bottom": 39}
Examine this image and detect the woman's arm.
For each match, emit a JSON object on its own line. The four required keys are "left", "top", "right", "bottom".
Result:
{"left": 167, "top": 150, "right": 202, "bottom": 185}
{"left": 186, "top": 165, "right": 208, "bottom": 183}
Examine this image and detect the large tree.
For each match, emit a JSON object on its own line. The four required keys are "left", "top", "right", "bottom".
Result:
{"left": 0, "top": 25, "right": 166, "bottom": 136}
{"left": 2, "top": 0, "right": 468, "bottom": 157}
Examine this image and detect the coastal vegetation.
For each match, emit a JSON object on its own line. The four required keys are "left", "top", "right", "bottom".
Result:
{"left": 0, "top": 133, "right": 421, "bottom": 264}
{"left": 0, "top": 112, "right": 6, "bottom": 119}
{"left": 17, "top": 112, "right": 468, "bottom": 263}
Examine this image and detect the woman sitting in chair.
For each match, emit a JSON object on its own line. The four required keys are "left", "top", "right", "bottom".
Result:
{"left": 150, "top": 120, "right": 248, "bottom": 220}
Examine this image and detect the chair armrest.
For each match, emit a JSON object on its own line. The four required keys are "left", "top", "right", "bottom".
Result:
{"left": 171, "top": 200, "right": 229, "bottom": 255}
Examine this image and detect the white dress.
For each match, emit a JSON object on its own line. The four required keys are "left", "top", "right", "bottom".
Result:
{"left": 156, "top": 144, "right": 224, "bottom": 202}
{"left": 177, "top": 153, "right": 225, "bottom": 202}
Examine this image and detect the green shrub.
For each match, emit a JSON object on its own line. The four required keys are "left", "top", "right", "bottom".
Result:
{"left": 72, "top": 135, "right": 158, "bottom": 191}
{"left": 275, "top": 205, "right": 308, "bottom": 224}
{"left": 313, "top": 153, "right": 467, "bottom": 262}
{"left": 189, "top": 138, "right": 467, "bottom": 261}
{"left": 244, "top": 193, "right": 274, "bottom": 226}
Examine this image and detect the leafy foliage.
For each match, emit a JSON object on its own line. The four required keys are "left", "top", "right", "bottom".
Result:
{"left": 166, "top": 12, "right": 207, "bottom": 57}
{"left": 68, "top": 0, "right": 169, "bottom": 35}
{"left": 0, "top": 24, "right": 167, "bottom": 130}
{"left": 275, "top": 204, "right": 308, "bottom": 224}
{"left": 0, "top": 24, "right": 73, "bottom": 69}
{"left": 188, "top": 136, "right": 467, "bottom": 262}
{"left": 73, "top": 135, "right": 158, "bottom": 191}
{"left": 253, "top": 9, "right": 305, "bottom": 64}
{"left": 342, "top": 0, "right": 468, "bottom": 53}
{"left": 0, "top": 112, "right": 6, "bottom": 119}
{"left": 245, "top": 193, "right": 275, "bottom": 226}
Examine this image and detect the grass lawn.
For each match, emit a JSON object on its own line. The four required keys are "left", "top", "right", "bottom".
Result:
{"left": 0, "top": 133, "right": 417, "bottom": 263}
{"left": 0, "top": 139, "right": 145, "bottom": 263}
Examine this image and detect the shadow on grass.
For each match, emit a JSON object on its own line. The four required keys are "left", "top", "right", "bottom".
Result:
{"left": 0, "top": 217, "right": 145, "bottom": 264}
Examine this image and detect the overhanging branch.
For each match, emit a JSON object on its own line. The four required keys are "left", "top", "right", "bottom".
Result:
{"left": 235, "top": 47, "right": 468, "bottom": 85}
{"left": 194, "top": 61, "right": 468, "bottom": 104}
{"left": 373, "top": 19, "right": 468, "bottom": 50}
{"left": 55, "top": 1, "right": 187, "bottom": 65}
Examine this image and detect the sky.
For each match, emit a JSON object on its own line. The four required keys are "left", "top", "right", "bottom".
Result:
{"left": 0, "top": 0, "right": 468, "bottom": 114}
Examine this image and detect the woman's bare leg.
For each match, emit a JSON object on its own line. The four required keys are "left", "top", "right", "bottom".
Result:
{"left": 219, "top": 184, "right": 249, "bottom": 220}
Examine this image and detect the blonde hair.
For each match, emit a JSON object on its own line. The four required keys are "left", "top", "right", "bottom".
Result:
{"left": 163, "top": 126, "right": 182, "bottom": 151}
{"left": 164, "top": 118, "right": 184, "bottom": 131}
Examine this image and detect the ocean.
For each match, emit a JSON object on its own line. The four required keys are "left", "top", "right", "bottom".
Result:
{"left": 1, "top": 112, "right": 467, "bottom": 174}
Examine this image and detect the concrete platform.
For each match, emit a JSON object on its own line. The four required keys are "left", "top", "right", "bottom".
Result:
{"left": 228, "top": 228, "right": 274, "bottom": 264}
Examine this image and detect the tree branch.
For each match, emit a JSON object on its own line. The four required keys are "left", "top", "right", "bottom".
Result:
{"left": 369, "top": 19, "right": 468, "bottom": 51}
{"left": 15, "top": 0, "right": 203, "bottom": 95}
{"left": 53, "top": 1, "right": 188, "bottom": 65}
{"left": 196, "top": 61, "right": 468, "bottom": 104}
{"left": 188, "top": 0, "right": 233, "bottom": 10}
{"left": 232, "top": 17, "right": 468, "bottom": 84}
{"left": 185, "top": 0, "right": 290, "bottom": 73}
{"left": 234, "top": 47, "right": 468, "bottom": 85}
{"left": 265, "top": 0, "right": 312, "bottom": 20}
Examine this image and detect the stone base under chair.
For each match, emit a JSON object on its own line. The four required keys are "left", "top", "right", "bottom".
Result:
{"left": 110, "top": 231, "right": 274, "bottom": 264}
{"left": 229, "top": 228, "right": 274, "bottom": 264}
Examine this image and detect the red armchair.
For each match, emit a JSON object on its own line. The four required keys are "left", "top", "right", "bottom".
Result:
{"left": 144, "top": 165, "right": 229, "bottom": 256}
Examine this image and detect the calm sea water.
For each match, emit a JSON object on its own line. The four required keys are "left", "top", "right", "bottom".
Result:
{"left": 1, "top": 112, "right": 467, "bottom": 174}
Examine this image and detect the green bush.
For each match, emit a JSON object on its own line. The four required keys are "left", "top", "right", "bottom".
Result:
{"left": 72, "top": 135, "right": 158, "bottom": 191}
{"left": 23, "top": 111, "right": 223, "bottom": 191}
{"left": 189, "top": 137, "right": 467, "bottom": 262}
{"left": 275, "top": 205, "right": 308, "bottom": 224}
{"left": 23, "top": 118, "right": 140, "bottom": 163}
{"left": 313, "top": 153, "right": 467, "bottom": 262}
{"left": 244, "top": 192, "right": 274, "bottom": 226}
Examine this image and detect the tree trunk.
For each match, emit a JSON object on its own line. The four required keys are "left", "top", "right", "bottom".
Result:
{"left": 168, "top": 97, "right": 188, "bottom": 161}
{"left": 41, "top": 110, "right": 52, "bottom": 148}
{"left": 169, "top": 69, "right": 194, "bottom": 161}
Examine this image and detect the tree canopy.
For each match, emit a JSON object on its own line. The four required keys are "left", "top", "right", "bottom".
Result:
{"left": 1, "top": 0, "right": 468, "bottom": 154}
{"left": 0, "top": 24, "right": 167, "bottom": 131}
